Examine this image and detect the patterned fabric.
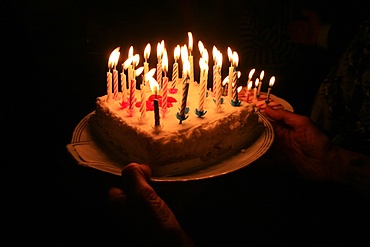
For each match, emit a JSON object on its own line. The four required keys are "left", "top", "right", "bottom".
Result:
{"left": 238, "top": 0, "right": 298, "bottom": 70}
{"left": 310, "top": 21, "right": 370, "bottom": 155}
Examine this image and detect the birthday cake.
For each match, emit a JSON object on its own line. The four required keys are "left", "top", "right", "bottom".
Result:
{"left": 90, "top": 83, "right": 264, "bottom": 176}
{"left": 88, "top": 38, "right": 274, "bottom": 177}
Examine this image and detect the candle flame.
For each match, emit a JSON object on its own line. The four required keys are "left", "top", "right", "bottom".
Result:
{"left": 260, "top": 70, "right": 265, "bottom": 81}
{"left": 199, "top": 58, "right": 208, "bottom": 72}
{"left": 232, "top": 52, "right": 239, "bottom": 67}
{"left": 222, "top": 76, "right": 229, "bottom": 86}
{"left": 108, "top": 47, "right": 120, "bottom": 69}
{"left": 212, "top": 46, "right": 218, "bottom": 61}
{"left": 237, "top": 71, "right": 241, "bottom": 78}
{"left": 174, "top": 45, "right": 180, "bottom": 61}
{"left": 227, "top": 47, "right": 233, "bottom": 62}
{"left": 216, "top": 52, "right": 223, "bottom": 69}
{"left": 183, "top": 60, "right": 190, "bottom": 78}
{"left": 144, "top": 43, "right": 151, "bottom": 60}
{"left": 188, "top": 32, "right": 193, "bottom": 52}
{"left": 269, "top": 76, "right": 275, "bottom": 87}
{"left": 157, "top": 41, "right": 164, "bottom": 59}
{"left": 135, "top": 66, "right": 144, "bottom": 77}
{"left": 248, "top": 68, "right": 255, "bottom": 78}
{"left": 181, "top": 45, "right": 188, "bottom": 64}
{"left": 123, "top": 57, "right": 132, "bottom": 70}
{"left": 247, "top": 80, "right": 253, "bottom": 90}
{"left": 198, "top": 40, "right": 204, "bottom": 54}
{"left": 145, "top": 68, "right": 156, "bottom": 80}
{"left": 162, "top": 48, "right": 168, "bottom": 72}
{"left": 149, "top": 77, "right": 159, "bottom": 94}
{"left": 255, "top": 78, "right": 259, "bottom": 87}
{"left": 237, "top": 86, "right": 242, "bottom": 93}
{"left": 202, "top": 49, "right": 209, "bottom": 64}
{"left": 132, "top": 54, "right": 140, "bottom": 67}
{"left": 128, "top": 46, "right": 133, "bottom": 58}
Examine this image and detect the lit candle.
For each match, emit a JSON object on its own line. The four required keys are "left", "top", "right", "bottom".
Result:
{"left": 143, "top": 43, "right": 151, "bottom": 87}
{"left": 178, "top": 60, "right": 190, "bottom": 123}
{"left": 128, "top": 56, "right": 143, "bottom": 117}
{"left": 107, "top": 48, "right": 120, "bottom": 101}
{"left": 227, "top": 47, "right": 234, "bottom": 98}
{"left": 216, "top": 52, "right": 223, "bottom": 111}
{"left": 222, "top": 76, "right": 229, "bottom": 96}
{"left": 121, "top": 58, "right": 131, "bottom": 102}
{"left": 231, "top": 51, "right": 239, "bottom": 100}
{"left": 246, "top": 80, "right": 253, "bottom": 103}
{"left": 112, "top": 47, "right": 120, "bottom": 100}
{"left": 149, "top": 78, "right": 160, "bottom": 126}
{"left": 156, "top": 40, "right": 164, "bottom": 88}
{"left": 257, "top": 70, "right": 264, "bottom": 97}
{"left": 188, "top": 32, "right": 194, "bottom": 84}
{"left": 161, "top": 48, "right": 169, "bottom": 117}
{"left": 127, "top": 46, "right": 134, "bottom": 88}
{"left": 233, "top": 71, "right": 241, "bottom": 103}
{"left": 246, "top": 68, "right": 255, "bottom": 87}
{"left": 198, "top": 58, "right": 208, "bottom": 113}
{"left": 266, "top": 76, "right": 275, "bottom": 104}
{"left": 212, "top": 46, "right": 219, "bottom": 94}
{"left": 253, "top": 78, "right": 259, "bottom": 104}
{"left": 140, "top": 83, "right": 146, "bottom": 119}
{"left": 171, "top": 45, "right": 180, "bottom": 89}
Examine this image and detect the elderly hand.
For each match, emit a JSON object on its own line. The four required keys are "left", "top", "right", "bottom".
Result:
{"left": 108, "top": 163, "right": 195, "bottom": 246}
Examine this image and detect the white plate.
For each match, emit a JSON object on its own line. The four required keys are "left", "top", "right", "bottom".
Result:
{"left": 66, "top": 94, "right": 292, "bottom": 182}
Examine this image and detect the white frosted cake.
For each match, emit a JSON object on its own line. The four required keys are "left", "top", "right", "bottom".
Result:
{"left": 90, "top": 80, "right": 265, "bottom": 177}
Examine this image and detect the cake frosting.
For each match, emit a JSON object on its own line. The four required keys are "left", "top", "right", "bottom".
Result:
{"left": 90, "top": 80, "right": 265, "bottom": 177}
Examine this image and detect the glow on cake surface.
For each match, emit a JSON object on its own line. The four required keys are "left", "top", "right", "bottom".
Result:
{"left": 91, "top": 81, "right": 265, "bottom": 177}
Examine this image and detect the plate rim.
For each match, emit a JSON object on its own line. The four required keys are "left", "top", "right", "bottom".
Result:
{"left": 66, "top": 110, "right": 274, "bottom": 182}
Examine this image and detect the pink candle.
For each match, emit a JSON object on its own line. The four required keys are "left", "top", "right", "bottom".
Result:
{"left": 129, "top": 78, "right": 136, "bottom": 113}
{"left": 113, "top": 69, "right": 119, "bottom": 100}
{"left": 161, "top": 48, "right": 169, "bottom": 116}
{"left": 156, "top": 41, "right": 164, "bottom": 88}
{"left": 140, "top": 84, "right": 146, "bottom": 118}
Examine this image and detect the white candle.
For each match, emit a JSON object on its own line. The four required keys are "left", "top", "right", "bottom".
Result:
{"left": 257, "top": 70, "right": 264, "bottom": 97}
{"left": 231, "top": 51, "right": 239, "bottom": 100}
{"left": 156, "top": 40, "right": 164, "bottom": 88}
{"left": 227, "top": 47, "right": 234, "bottom": 98}
{"left": 188, "top": 32, "right": 194, "bottom": 84}
{"left": 107, "top": 47, "right": 120, "bottom": 101}
{"left": 143, "top": 43, "right": 151, "bottom": 86}
{"left": 127, "top": 46, "right": 134, "bottom": 89}
{"left": 121, "top": 58, "right": 131, "bottom": 102}
{"left": 172, "top": 45, "right": 180, "bottom": 89}
{"left": 212, "top": 46, "right": 219, "bottom": 94}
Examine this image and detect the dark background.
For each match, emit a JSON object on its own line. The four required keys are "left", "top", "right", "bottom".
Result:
{"left": 4, "top": 0, "right": 370, "bottom": 246}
